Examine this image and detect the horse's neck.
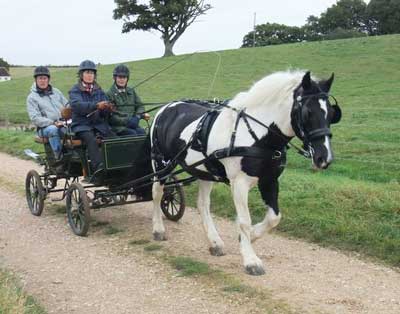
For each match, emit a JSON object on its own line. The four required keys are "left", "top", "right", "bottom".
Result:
{"left": 208, "top": 102, "right": 294, "bottom": 152}
{"left": 246, "top": 101, "right": 294, "bottom": 138}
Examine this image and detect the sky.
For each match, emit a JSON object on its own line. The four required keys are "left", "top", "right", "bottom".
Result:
{"left": 0, "top": 0, "right": 338, "bottom": 65}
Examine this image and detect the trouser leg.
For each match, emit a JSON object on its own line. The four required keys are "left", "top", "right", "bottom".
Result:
{"left": 40, "top": 125, "right": 62, "bottom": 158}
{"left": 77, "top": 131, "right": 102, "bottom": 171}
{"left": 134, "top": 127, "right": 146, "bottom": 135}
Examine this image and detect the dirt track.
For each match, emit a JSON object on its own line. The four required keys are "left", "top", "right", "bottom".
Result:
{"left": 0, "top": 152, "right": 399, "bottom": 314}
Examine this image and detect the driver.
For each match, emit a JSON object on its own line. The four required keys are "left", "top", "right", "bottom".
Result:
{"left": 69, "top": 60, "right": 115, "bottom": 175}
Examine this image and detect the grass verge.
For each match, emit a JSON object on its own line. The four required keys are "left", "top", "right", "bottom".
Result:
{"left": 127, "top": 238, "right": 296, "bottom": 314}
{"left": 0, "top": 269, "right": 46, "bottom": 314}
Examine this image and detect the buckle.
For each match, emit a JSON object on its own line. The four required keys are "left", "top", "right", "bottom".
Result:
{"left": 272, "top": 151, "right": 282, "bottom": 160}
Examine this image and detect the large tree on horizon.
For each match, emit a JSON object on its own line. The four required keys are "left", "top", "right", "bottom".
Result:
{"left": 367, "top": 0, "right": 400, "bottom": 35}
{"left": 113, "top": 0, "right": 212, "bottom": 57}
{"left": 315, "top": 0, "right": 370, "bottom": 34}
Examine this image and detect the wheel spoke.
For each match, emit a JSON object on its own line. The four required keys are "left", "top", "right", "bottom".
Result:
{"left": 32, "top": 196, "right": 37, "bottom": 211}
{"left": 171, "top": 195, "right": 181, "bottom": 205}
{"left": 172, "top": 202, "right": 178, "bottom": 215}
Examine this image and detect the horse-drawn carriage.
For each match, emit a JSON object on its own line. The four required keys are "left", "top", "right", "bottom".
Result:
{"left": 24, "top": 70, "right": 342, "bottom": 275}
{"left": 24, "top": 125, "right": 185, "bottom": 236}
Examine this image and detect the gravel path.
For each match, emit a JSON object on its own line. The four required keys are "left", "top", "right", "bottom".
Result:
{"left": 0, "top": 152, "right": 399, "bottom": 314}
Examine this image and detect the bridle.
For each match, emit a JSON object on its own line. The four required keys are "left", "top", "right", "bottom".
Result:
{"left": 291, "top": 90, "right": 338, "bottom": 157}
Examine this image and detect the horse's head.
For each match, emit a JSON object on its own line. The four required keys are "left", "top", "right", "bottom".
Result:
{"left": 291, "top": 71, "right": 342, "bottom": 169}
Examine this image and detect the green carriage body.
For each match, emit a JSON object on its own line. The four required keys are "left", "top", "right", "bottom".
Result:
{"left": 102, "top": 135, "right": 148, "bottom": 171}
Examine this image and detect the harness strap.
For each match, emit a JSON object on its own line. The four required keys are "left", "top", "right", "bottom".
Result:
{"left": 241, "top": 113, "right": 259, "bottom": 142}
{"left": 307, "top": 128, "right": 332, "bottom": 141}
{"left": 227, "top": 109, "right": 244, "bottom": 156}
{"left": 178, "top": 145, "right": 283, "bottom": 183}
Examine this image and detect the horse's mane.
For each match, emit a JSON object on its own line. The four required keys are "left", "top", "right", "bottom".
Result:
{"left": 229, "top": 70, "right": 308, "bottom": 110}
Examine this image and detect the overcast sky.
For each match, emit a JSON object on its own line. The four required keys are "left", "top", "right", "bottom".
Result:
{"left": 0, "top": 0, "right": 339, "bottom": 65}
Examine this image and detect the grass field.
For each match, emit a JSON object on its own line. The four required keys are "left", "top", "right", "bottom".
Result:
{"left": 0, "top": 35, "right": 399, "bottom": 267}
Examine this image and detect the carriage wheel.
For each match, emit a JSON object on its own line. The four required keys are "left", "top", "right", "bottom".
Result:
{"left": 25, "top": 170, "right": 45, "bottom": 216}
{"left": 66, "top": 182, "right": 90, "bottom": 236}
{"left": 160, "top": 176, "right": 185, "bottom": 222}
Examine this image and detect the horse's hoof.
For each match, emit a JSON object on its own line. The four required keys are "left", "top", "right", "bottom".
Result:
{"left": 209, "top": 246, "right": 225, "bottom": 256}
{"left": 153, "top": 232, "right": 166, "bottom": 241}
{"left": 245, "top": 265, "right": 266, "bottom": 276}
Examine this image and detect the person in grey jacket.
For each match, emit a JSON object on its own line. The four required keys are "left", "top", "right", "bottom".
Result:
{"left": 27, "top": 66, "right": 68, "bottom": 160}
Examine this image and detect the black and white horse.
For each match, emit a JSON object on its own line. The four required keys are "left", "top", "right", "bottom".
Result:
{"left": 149, "top": 70, "right": 341, "bottom": 275}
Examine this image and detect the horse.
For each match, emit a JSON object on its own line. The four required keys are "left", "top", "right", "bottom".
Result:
{"left": 149, "top": 70, "right": 342, "bottom": 275}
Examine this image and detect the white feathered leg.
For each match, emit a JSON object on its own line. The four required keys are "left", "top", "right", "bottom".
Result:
{"left": 152, "top": 181, "right": 166, "bottom": 241}
{"left": 231, "top": 174, "right": 265, "bottom": 275}
{"left": 251, "top": 206, "right": 281, "bottom": 242}
{"left": 197, "top": 180, "right": 225, "bottom": 256}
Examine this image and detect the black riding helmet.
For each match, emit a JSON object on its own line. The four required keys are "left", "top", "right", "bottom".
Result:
{"left": 33, "top": 66, "right": 50, "bottom": 78}
{"left": 78, "top": 60, "right": 97, "bottom": 73}
{"left": 113, "top": 64, "right": 130, "bottom": 79}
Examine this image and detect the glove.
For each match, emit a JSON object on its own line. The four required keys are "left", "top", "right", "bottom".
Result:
{"left": 141, "top": 113, "right": 151, "bottom": 121}
{"left": 96, "top": 101, "right": 109, "bottom": 111}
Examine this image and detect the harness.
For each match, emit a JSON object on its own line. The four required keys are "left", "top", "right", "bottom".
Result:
{"left": 116, "top": 90, "right": 338, "bottom": 191}
{"left": 151, "top": 101, "right": 295, "bottom": 183}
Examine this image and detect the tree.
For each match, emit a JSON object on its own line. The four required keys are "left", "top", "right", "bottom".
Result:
{"left": 303, "top": 15, "right": 324, "bottom": 41}
{"left": 242, "top": 23, "right": 307, "bottom": 47}
{"left": 367, "top": 0, "right": 400, "bottom": 35}
{"left": 316, "top": 0, "right": 370, "bottom": 34}
{"left": 113, "top": 0, "right": 212, "bottom": 57}
{"left": 0, "top": 58, "right": 10, "bottom": 71}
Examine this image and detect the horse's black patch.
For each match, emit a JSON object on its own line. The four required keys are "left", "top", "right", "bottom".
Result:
{"left": 241, "top": 123, "right": 289, "bottom": 178}
{"left": 152, "top": 101, "right": 227, "bottom": 181}
{"left": 241, "top": 124, "right": 291, "bottom": 216}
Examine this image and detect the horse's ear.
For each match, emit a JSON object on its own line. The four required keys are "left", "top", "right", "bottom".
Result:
{"left": 320, "top": 73, "right": 335, "bottom": 93}
{"left": 302, "top": 71, "right": 312, "bottom": 90}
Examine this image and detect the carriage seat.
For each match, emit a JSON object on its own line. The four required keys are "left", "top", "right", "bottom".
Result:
{"left": 34, "top": 136, "right": 83, "bottom": 147}
{"left": 65, "top": 139, "right": 83, "bottom": 147}
{"left": 34, "top": 133, "right": 102, "bottom": 148}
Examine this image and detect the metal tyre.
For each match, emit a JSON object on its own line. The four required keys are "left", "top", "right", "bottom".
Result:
{"left": 66, "top": 182, "right": 90, "bottom": 236}
{"left": 25, "top": 170, "right": 45, "bottom": 216}
{"left": 160, "top": 176, "right": 185, "bottom": 222}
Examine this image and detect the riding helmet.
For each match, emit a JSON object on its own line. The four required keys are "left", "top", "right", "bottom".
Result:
{"left": 113, "top": 64, "right": 130, "bottom": 78}
{"left": 78, "top": 60, "right": 97, "bottom": 73}
{"left": 33, "top": 66, "right": 50, "bottom": 78}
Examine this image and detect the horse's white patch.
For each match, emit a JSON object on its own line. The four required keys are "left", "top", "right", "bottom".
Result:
{"left": 319, "top": 99, "right": 328, "bottom": 119}
{"left": 167, "top": 101, "right": 182, "bottom": 108}
{"left": 324, "top": 136, "right": 333, "bottom": 163}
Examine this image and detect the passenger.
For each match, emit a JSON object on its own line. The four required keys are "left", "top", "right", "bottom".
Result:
{"left": 27, "top": 66, "right": 68, "bottom": 160}
{"left": 69, "top": 60, "right": 115, "bottom": 175}
{"left": 106, "top": 64, "right": 150, "bottom": 136}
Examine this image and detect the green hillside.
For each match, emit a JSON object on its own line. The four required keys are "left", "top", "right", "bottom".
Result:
{"left": 0, "top": 35, "right": 399, "bottom": 266}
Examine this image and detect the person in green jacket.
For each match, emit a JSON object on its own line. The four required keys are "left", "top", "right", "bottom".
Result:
{"left": 106, "top": 64, "right": 150, "bottom": 136}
